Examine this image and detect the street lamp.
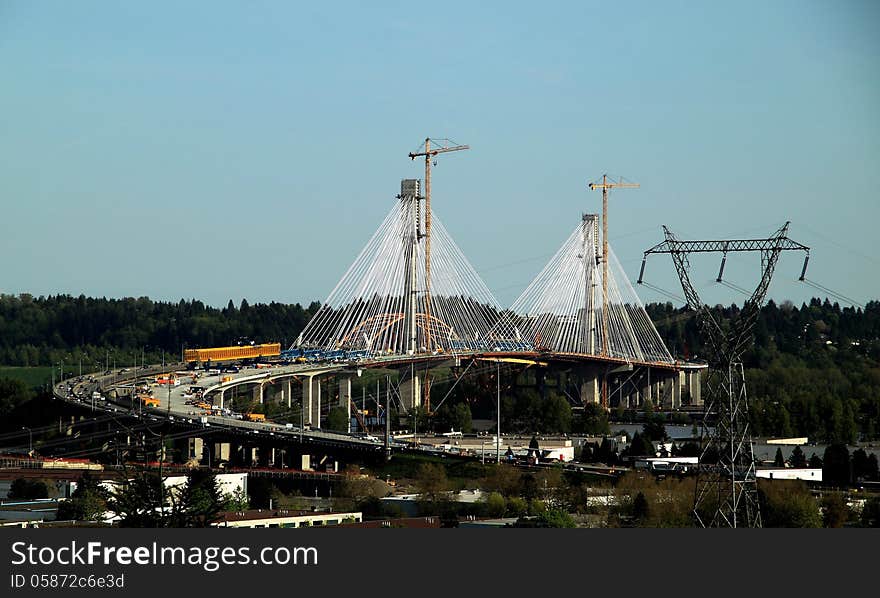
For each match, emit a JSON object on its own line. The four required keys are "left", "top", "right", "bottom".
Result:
{"left": 22, "top": 426, "right": 32, "bottom": 457}
{"left": 496, "top": 359, "right": 501, "bottom": 464}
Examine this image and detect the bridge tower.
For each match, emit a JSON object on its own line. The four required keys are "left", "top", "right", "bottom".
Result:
{"left": 400, "top": 179, "right": 422, "bottom": 356}
{"left": 296, "top": 175, "right": 504, "bottom": 359}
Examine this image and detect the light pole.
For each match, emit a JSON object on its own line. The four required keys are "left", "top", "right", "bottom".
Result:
{"left": 496, "top": 359, "right": 501, "bottom": 464}
{"left": 22, "top": 426, "right": 32, "bottom": 457}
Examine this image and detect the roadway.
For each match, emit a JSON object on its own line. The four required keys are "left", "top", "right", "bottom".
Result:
{"left": 52, "top": 364, "right": 395, "bottom": 452}
{"left": 51, "top": 348, "right": 684, "bottom": 456}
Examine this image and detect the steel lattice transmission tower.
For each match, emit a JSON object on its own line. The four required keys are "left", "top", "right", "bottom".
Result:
{"left": 639, "top": 222, "right": 810, "bottom": 527}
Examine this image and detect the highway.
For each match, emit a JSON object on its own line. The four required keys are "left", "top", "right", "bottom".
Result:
{"left": 51, "top": 362, "right": 396, "bottom": 452}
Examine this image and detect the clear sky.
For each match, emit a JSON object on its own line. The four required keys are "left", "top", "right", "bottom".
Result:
{"left": 1, "top": 1, "right": 878, "bottom": 309}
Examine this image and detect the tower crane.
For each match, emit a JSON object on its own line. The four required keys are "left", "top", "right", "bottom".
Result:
{"left": 408, "top": 138, "right": 469, "bottom": 350}
{"left": 588, "top": 174, "right": 639, "bottom": 408}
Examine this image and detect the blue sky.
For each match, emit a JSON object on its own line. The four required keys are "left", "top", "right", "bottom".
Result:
{"left": 1, "top": 1, "right": 877, "bottom": 309}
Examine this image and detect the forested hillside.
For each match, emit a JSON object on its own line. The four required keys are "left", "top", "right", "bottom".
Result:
{"left": 0, "top": 294, "right": 319, "bottom": 367}
{"left": 647, "top": 299, "right": 880, "bottom": 442}
{"left": 1, "top": 293, "right": 878, "bottom": 441}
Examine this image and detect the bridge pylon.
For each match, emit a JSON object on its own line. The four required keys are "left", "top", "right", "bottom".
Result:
{"left": 493, "top": 214, "right": 674, "bottom": 366}
{"left": 296, "top": 180, "right": 507, "bottom": 356}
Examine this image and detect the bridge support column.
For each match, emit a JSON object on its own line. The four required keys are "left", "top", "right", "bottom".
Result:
{"left": 218, "top": 389, "right": 225, "bottom": 410}
{"left": 186, "top": 438, "right": 204, "bottom": 464}
{"left": 672, "top": 372, "right": 683, "bottom": 409}
{"left": 685, "top": 369, "right": 703, "bottom": 406}
{"left": 640, "top": 379, "right": 651, "bottom": 408}
{"left": 212, "top": 442, "right": 231, "bottom": 464}
{"left": 662, "top": 375, "right": 679, "bottom": 409}
{"left": 302, "top": 377, "right": 321, "bottom": 428}
{"left": 400, "top": 374, "right": 421, "bottom": 413}
{"left": 580, "top": 377, "right": 599, "bottom": 405}
{"left": 339, "top": 377, "right": 352, "bottom": 433}
{"left": 286, "top": 379, "right": 292, "bottom": 409}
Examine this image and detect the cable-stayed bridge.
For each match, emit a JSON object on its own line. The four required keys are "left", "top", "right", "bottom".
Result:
{"left": 47, "top": 169, "right": 704, "bottom": 463}
{"left": 292, "top": 179, "right": 696, "bottom": 414}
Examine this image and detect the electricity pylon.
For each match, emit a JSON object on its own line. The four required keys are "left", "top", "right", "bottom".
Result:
{"left": 640, "top": 222, "right": 810, "bottom": 527}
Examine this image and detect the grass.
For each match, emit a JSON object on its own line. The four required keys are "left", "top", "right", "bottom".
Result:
{"left": 0, "top": 366, "right": 60, "bottom": 389}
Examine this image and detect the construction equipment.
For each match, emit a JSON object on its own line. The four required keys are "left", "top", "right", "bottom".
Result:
{"left": 349, "top": 398, "right": 369, "bottom": 434}
{"left": 408, "top": 138, "right": 469, "bottom": 350}
{"left": 184, "top": 343, "right": 281, "bottom": 365}
{"left": 588, "top": 175, "right": 639, "bottom": 408}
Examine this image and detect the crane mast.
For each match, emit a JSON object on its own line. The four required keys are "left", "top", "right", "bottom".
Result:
{"left": 588, "top": 174, "right": 639, "bottom": 408}
{"left": 408, "top": 138, "right": 469, "bottom": 350}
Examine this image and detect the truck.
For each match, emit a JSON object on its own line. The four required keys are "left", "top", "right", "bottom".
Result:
{"left": 244, "top": 413, "right": 266, "bottom": 422}
{"left": 140, "top": 396, "right": 161, "bottom": 408}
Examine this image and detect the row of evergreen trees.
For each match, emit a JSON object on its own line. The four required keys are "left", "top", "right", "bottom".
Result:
{"left": 1, "top": 293, "right": 879, "bottom": 441}
{"left": 0, "top": 293, "right": 319, "bottom": 367}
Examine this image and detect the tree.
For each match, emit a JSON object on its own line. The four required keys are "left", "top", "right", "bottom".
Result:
{"left": 7, "top": 478, "right": 49, "bottom": 500}
{"left": 758, "top": 480, "right": 821, "bottom": 528}
{"left": 580, "top": 403, "right": 611, "bottom": 435}
{"left": 414, "top": 463, "right": 448, "bottom": 503}
{"left": 596, "top": 436, "right": 619, "bottom": 464}
{"left": 642, "top": 416, "right": 668, "bottom": 442}
{"left": 860, "top": 497, "right": 880, "bottom": 527}
{"left": 56, "top": 472, "right": 109, "bottom": 522}
{"left": 632, "top": 491, "right": 650, "bottom": 525}
{"left": 541, "top": 395, "right": 572, "bottom": 433}
{"left": 822, "top": 444, "right": 852, "bottom": 486}
{"left": 326, "top": 407, "right": 350, "bottom": 433}
{"left": 109, "top": 470, "right": 169, "bottom": 528}
{"left": 809, "top": 453, "right": 823, "bottom": 468}
{"left": 506, "top": 496, "right": 528, "bottom": 517}
{"left": 821, "top": 493, "right": 850, "bottom": 528}
{"left": 627, "top": 432, "right": 655, "bottom": 457}
{"left": 851, "top": 449, "right": 877, "bottom": 481}
{"left": 437, "top": 401, "right": 472, "bottom": 434}
{"left": 790, "top": 445, "right": 807, "bottom": 468}
{"left": 175, "top": 469, "right": 225, "bottom": 527}
{"left": 482, "top": 464, "right": 521, "bottom": 497}
{"left": 223, "top": 487, "right": 250, "bottom": 512}
{"left": 0, "top": 377, "right": 34, "bottom": 417}
{"left": 774, "top": 447, "right": 785, "bottom": 467}
{"left": 536, "top": 508, "right": 576, "bottom": 528}
{"left": 482, "top": 492, "right": 506, "bottom": 517}
{"left": 868, "top": 454, "right": 880, "bottom": 481}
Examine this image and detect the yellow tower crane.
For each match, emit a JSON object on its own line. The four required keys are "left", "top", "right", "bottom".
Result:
{"left": 588, "top": 174, "right": 639, "bottom": 409}
{"left": 408, "top": 138, "right": 469, "bottom": 350}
